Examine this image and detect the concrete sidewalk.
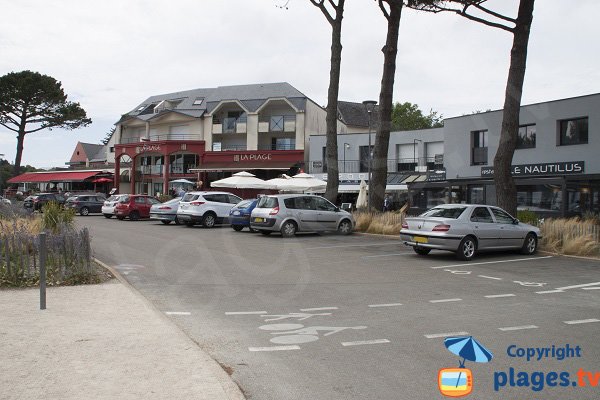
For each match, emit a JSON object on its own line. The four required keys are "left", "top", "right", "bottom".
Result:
{"left": 0, "top": 280, "right": 245, "bottom": 400}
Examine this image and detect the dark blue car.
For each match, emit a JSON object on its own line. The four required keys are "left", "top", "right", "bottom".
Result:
{"left": 230, "top": 199, "right": 259, "bottom": 232}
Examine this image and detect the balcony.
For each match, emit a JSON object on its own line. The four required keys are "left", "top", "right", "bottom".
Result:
{"left": 137, "top": 165, "right": 163, "bottom": 176}
{"left": 310, "top": 157, "right": 445, "bottom": 174}
{"left": 120, "top": 134, "right": 202, "bottom": 144}
{"left": 169, "top": 164, "right": 198, "bottom": 174}
{"left": 258, "top": 115, "right": 296, "bottom": 133}
{"left": 211, "top": 144, "right": 247, "bottom": 151}
{"left": 257, "top": 143, "right": 296, "bottom": 151}
{"left": 213, "top": 115, "right": 247, "bottom": 134}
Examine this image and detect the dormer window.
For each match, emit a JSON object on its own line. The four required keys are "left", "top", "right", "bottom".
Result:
{"left": 136, "top": 105, "right": 146, "bottom": 112}
{"left": 193, "top": 98, "right": 204, "bottom": 106}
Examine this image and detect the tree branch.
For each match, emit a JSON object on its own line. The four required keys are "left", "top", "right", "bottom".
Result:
{"left": 310, "top": 0, "right": 335, "bottom": 25}
{"left": 0, "top": 121, "right": 19, "bottom": 133}
{"left": 378, "top": 0, "right": 390, "bottom": 20}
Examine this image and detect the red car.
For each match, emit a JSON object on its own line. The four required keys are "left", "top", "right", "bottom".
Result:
{"left": 114, "top": 195, "right": 160, "bottom": 220}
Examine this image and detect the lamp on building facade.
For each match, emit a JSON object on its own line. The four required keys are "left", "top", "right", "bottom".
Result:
{"left": 362, "top": 100, "right": 377, "bottom": 209}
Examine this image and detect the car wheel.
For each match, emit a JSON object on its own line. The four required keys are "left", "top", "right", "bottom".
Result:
{"left": 103, "top": 214, "right": 112, "bottom": 219}
{"left": 337, "top": 219, "right": 353, "bottom": 235}
{"left": 249, "top": 227, "right": 258, "bottom": 233}
{"left": 80, "top": 207, "right": 89, "bottom": 216}
{"left": 413, "top": 247, "right": 431, "bottom": 256}
{"left": 521, "top": 233, "right": 537, "bottom": 255}
{"left": 260, "top": 230, "right": 272, "bottom": 235}
{"left": 161, "top": 220, "right": 171, "bottom": 225}
{"left": 129, "top": 211, "right": 140, "bottom": 221}
{"left": 174, "top": 217, "right": 181, "bottom": 225}
{"left": 232, "top": 225, "right": 244, "bottom": 232}
{"left": 117, "top": 216, "right": 125, "bottom": 220}
{"left": 202, "top": 212, "right": 217, "bottom": 228}
{"left": 280, "top": 221, "right": 297, "bottom": 238}
{"left": 456, "top": 236, "right": 477, "bottom": 261}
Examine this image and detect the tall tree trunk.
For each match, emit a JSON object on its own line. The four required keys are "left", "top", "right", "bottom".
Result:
{"left": 494, "top": 0, "right": 535, "bottom": 216}
{"left": 372, "top": 1, "right": 402, "bottom": 211}
{"left": 323, "top": 2, "right": 345, "bottom": 203}
{"left": 13, "top": 117, "right": 27, "bottom": 176}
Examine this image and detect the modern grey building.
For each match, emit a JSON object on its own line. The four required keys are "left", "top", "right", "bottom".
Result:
{"left": 309, "top": 93, "right": 599, "bottom": 216}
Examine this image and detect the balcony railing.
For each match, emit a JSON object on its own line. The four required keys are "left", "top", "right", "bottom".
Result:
{"left": 257, "top": 144, "right": 296, "bottom": 151}
{"left": 258, "top": 115, "right": 296, "bottom": 133}
{"left": 210, "top": 145, "right": 247, "bottom": 151}
{"left": 169, "top": 164, "right": 197, "bottom": 174}
{"left": 310, "top": 157, "right": 444, "bottom": 174}
{"left": 120, "top": 134, "right": 202, "bottom": 144}
{"left": 138, "top": 165, "right": 163, "bottom": 176}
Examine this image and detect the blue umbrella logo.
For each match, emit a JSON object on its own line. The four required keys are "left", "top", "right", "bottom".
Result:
{"left": 442, "top": 336, "right": 493, "bottom": 393}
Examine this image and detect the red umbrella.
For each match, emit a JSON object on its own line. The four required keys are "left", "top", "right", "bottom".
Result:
{"left": 92, "top": 177, "right": 113, "bottom": 183}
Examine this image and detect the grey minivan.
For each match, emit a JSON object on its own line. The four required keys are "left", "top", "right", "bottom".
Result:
{"left": 250, "top": 194, "right": 355, "bottom": 237}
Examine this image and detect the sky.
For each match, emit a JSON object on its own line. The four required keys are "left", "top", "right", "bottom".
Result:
{"left": 1, "top": 0, "right": 599, "bottom": 169}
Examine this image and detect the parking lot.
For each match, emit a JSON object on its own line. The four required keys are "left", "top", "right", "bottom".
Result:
{"left": 78, "top": 216, "right": 600, "bottom": 400}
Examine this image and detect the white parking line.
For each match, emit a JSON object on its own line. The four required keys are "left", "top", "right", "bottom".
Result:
{"left": 225, "top": 311, "right": 268, "bottom": 315}
{"left": 536, "top": 290, "right": 564, "bottom": 294}
{"left": 583, "top": 287, "right": 600, "bottom": 290}
{"left": 300, "top": 307, "right": 338, "bottom": 311}
{"left": 429, "top": 298, "right": 462, "bottom": 303}
{"left": 165, "top": 311, "right": 191, "bottom": 316}
{"left": 305, "top": 243, "right": 400, "bottom": 250}
{"left": 368, "top": 303, "right": 403, "bottom": 308}
{"left": 249, "top": 345, "right": 301, "bottom": 352}
{"left": 556, "top": 282, "right": 600, "bottom": 290}
{"left": 478, "top": 275, "right": 503, "bottom": 280}
{"left": 341, "top": 339, "right": 390, "bottom": 347}
{"left": 431, "top": 256, "right": 553, "bottom": 269}
{"left": 564, "top": 319, "right": 600, "bottom": 325}
{"left": 425, "top": 331, "right": 469, "bottom": 339}
{"left": 485, "top": 294, "right": 516, "bottom": 298}
{"left": 498, "top": 325, "right": 538, "bottom": 331}
{"left": 362, "top": 253, "right": 411, "bottom": 259}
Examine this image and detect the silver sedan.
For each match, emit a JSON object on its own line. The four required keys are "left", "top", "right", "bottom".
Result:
{"left": 400, "top": 204, "right": 541, "bottom": 261}
{"left": 150, "top": 198, "right": 181, "bottom": 225}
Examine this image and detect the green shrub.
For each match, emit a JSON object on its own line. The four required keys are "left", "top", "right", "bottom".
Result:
{"left": 157, "top": 194, "right": 172, "bottom": 203}
{"left": 517, "top": 210, "right": 539, "bottom": 225}
{"left": 41, "top": 201, "right": 75, "bottom": 232}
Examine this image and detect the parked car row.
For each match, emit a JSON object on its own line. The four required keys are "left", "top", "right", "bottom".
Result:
{"left": 97, "top": 191, "right": 356, "bottom": 238}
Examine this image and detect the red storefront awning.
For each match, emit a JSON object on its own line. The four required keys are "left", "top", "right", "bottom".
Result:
{"left": 8, "top": 171, "right": 104, "bottom": 183}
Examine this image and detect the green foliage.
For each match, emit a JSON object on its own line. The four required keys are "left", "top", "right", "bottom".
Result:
{"left": 41, "top": 201, "right": 75, "bottom": 232}
{"left": 0, "top": 70, "right": 92, "bottom": 172}
{"left": 391, "top": 101, "right": 443, "bottom": 131}
{"left": 157, "top": 194, "right": 172, "bottom": 203}
{"left": 517, "top": 209, "right": 539, "bottom": 225}
{"left": 102, "top": 126, "right": 116, "bottom": 145}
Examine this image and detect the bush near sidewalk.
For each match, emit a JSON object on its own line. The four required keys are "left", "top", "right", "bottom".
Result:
{"left": 0, "top": 203, "right": 109, "bottom": 287}
{"left": 353, "top": 211, "right": 404, "bottom": 236}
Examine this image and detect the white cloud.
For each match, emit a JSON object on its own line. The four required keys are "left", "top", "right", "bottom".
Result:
{"left": 1, "top": 0, "right": 598, "bottom": 167}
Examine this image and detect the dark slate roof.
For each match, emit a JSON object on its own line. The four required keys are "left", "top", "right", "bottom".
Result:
{"left": 337, "top": 101, "right": 380, "bottom": 128}
{"left": 80, "top": 143, "right": 104, "bottom": 159}
{"left": 122, "top": 82, "right": 309, "bottom": 123}
{"left": 89, "top": 145, "right": 107, "bottom": 163}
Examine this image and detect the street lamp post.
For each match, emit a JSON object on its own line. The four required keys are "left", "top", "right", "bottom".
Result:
{"left": 413, "top": 138, "right": 422, "bottom": 171}
{"left": 343, "top": 143, "right": 350, "bottom": 173}
{"left": 362, "top": 100, "right": 377, "bottom": 210}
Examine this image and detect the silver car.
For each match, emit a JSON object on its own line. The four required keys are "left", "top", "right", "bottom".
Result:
{"left": 250, "top": 194, "right": 355, "bottom": 237}
{"left": 102, "top": 194, "right": 127, "bottom": 218}
{"left": 150, "top": 198, "right": 181, "bottom": 225}
{"left": 400, "top": 204, "right": 541, "bottom": 261}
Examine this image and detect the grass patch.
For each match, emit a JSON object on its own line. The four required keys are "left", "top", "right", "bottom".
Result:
{"left": 540, "top": 217, "right": 600, "bottom": 257}
{"left": 352, "top": 211, "right": 403, "bottom": 236}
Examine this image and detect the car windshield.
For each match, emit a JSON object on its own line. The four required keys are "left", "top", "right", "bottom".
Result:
{"left": 163, "top": 198, "right": 180, "bottom": 205}
{"left": 420, "top": 207, "right": 466, "bottom": 219}
{"left": 182, "top": 193, "right": 198, "bottom": 202}
{"left": 118, "top": 196, "right": 130, "bottom": 203}
{"left": 107, "top": 195, "right": 119, "bottom": 201}
{"left": 257, "top": 196, "right": 278, "bottom": 208}
{"left": 235, "top": 200, "right": 253, "bottom": 208}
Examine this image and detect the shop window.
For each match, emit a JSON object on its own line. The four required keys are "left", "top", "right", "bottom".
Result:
{"left": 468, "top": 186, "right": 485, "bottom": 204}
{"left": 471, "top": 130, "right": 488, "bottom": 165}
{"left": 517, "top": 124, "right": 536, "bottom": 149}
{"left": 559, "top": 117, "right": 588, "bottom": 146}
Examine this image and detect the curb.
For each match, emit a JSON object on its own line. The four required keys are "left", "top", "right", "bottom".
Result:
{"left": 93, "top": 257, "right": 246, "bottom": 400}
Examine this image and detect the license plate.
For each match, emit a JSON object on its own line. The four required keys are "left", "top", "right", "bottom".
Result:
{"left": 414, "top": 236, "right": 428, "bottom": 244}
{"left": 254, "top": 217, "right": 264, "bottom": 223}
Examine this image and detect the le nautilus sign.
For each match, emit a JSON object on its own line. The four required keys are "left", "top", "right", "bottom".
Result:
{"left": 481, "top": 161, "right": 584, "bottom": 177}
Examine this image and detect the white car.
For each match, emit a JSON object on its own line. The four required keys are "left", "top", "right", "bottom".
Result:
{"left": 0, "top": 195, "right": 11, "bottom": 205}
{"left": 176, "top": 191, "right": 242, "bottom": 228}
{"left": 102, "top": 194, "right": 127, "bottom": 218}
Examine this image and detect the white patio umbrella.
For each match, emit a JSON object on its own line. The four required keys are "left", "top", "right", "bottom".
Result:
{"left": 263, "top": 175, "right": 291, "bottom": 190}
{"left": 276, "top": 172, "right": 327, "bottom": 192}
{"left": 356, "top": 180, "right": 368, "bottom": 209}
{"left": 210, "top": 171, "right": 269, "bottom": 189}
{"left": 170, "top": 178, "right": 195, "bottom": 185}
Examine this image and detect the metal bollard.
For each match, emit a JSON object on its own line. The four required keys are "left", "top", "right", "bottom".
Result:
{"left": 39, "top": 232, "right": 46, "bottom": 310}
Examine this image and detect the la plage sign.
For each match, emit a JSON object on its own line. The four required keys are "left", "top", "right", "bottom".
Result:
{"left": 481, "top": 161, "right": 584, "bottom": 177}
{"left": 233, "top": 154, "right": 273, "bottom": 162}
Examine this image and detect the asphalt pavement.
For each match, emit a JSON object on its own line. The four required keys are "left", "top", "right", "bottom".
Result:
{"left": 78, "top": 216, "right": 600, "bottom": 400}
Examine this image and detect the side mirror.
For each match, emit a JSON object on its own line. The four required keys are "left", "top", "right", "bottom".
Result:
{"left": 334, "top": 206, "right": 340, "bottom": 212}
{"left": 513, "top": 218, "right": 520, "bottom": 225}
